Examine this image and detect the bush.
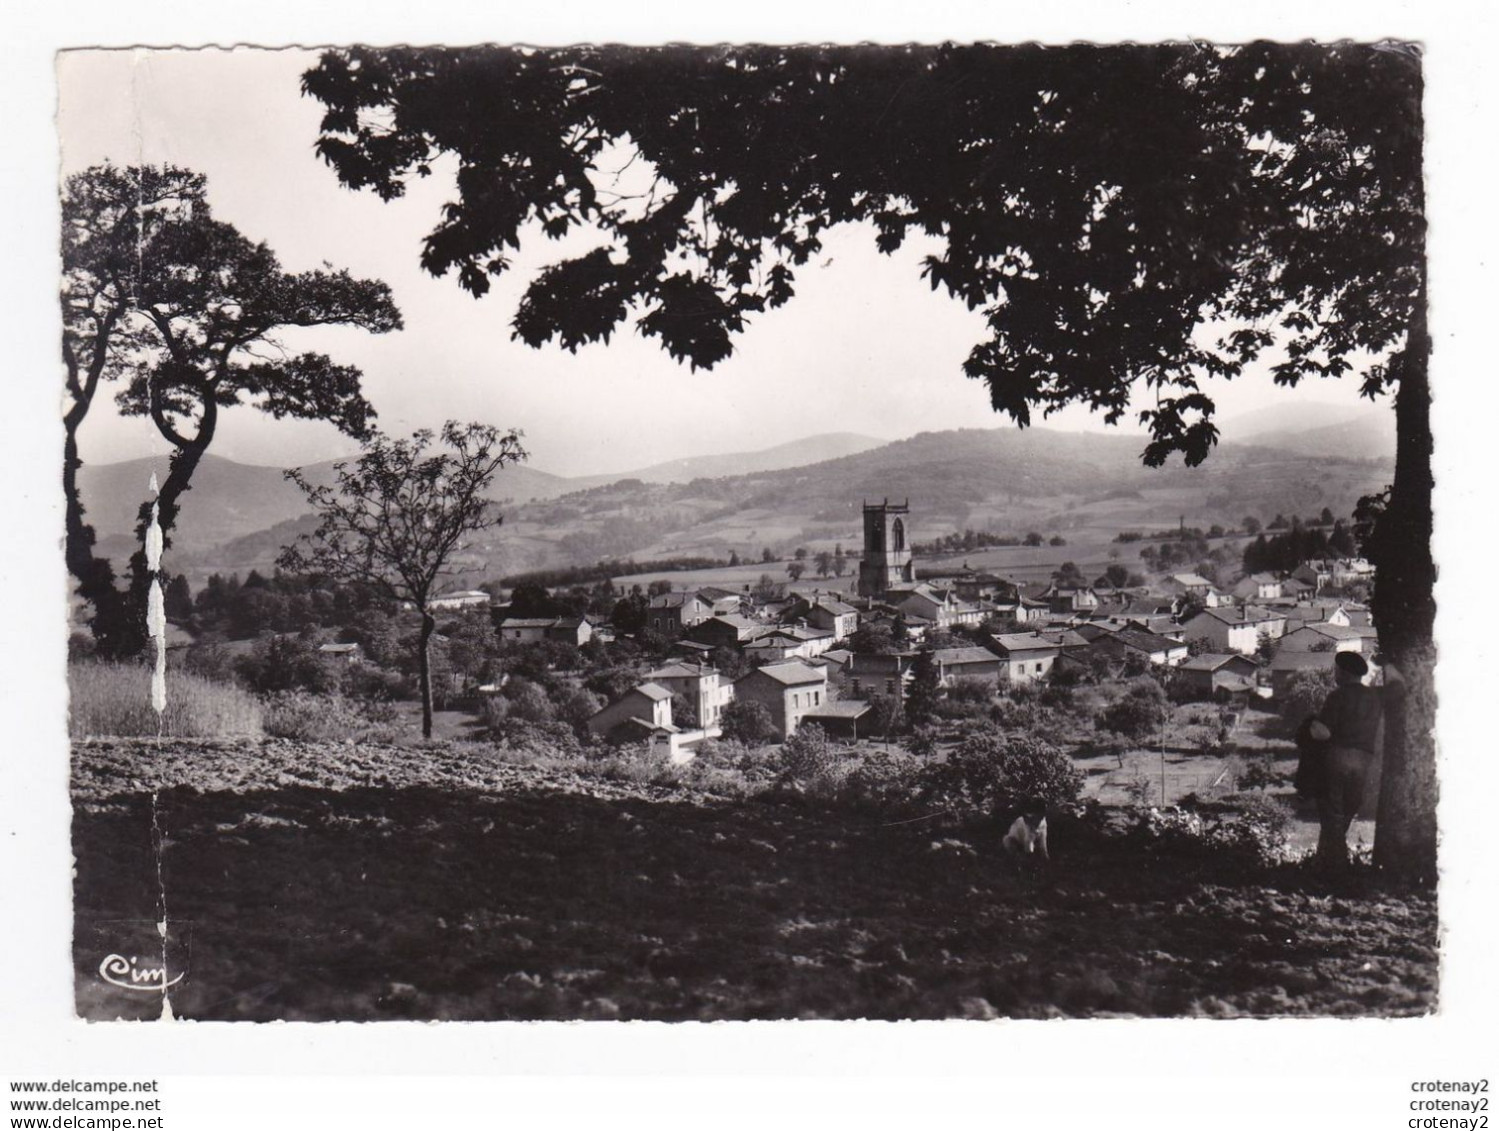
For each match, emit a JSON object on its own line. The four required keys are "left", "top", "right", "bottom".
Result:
{"left": 1237, "top": 750, "right": 1280, "bottom": 792}
{"left": 344, "top": 663, "right": 413, "bottom": 702}
{"left": 235, "top": 634, "right": 343, "bottom": 695}
{"left": 1279, "top": 667, "right": 1337, "bottom": 735}
{"left": 178, "top": 639, "right": 238, "bottom": 684}
{"left": 840, "top": 748, "right": 925, "bottom": 811}
{"left": 946, "top": 677, "right": 994, "bottom": 705}
{"left": 502, "top": 676, "right": 556, "bottom": 723}
{"left": 1096, "top": 679, "right": 1171, "bottom": 741}
{"left": 1038, "top": 683, "right": 1075, "bottom": 710}
{"left": 989, "top": 696, "right": 1048, "bottom": 732}
{"left": 69, "top": 661, "right": 263, "bottom": 739}
{"left": 721, "top": 698, "right": 777, "bottom": 745}
{"left": 493, "top": 716, "right": 587, "bottom": 758}
{"left": 691, "top": 737, "right": 781, "bottom": 784}
{"left": 775, "top": 724, "right": 839, "bottom": 783}
{"left": 1128, "top": 794, "right": 1293, "bottom": 867}
{"left": 919, "top": 729, "right": 1084, "bottom": 819}
{"left": 260, "top": 691, "right": 402, "bottom": 743}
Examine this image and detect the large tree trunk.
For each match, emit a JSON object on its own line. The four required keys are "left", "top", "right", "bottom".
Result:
{"left": 1370, "top": 298, "right": 1437, "bottom": 886}
{"left": 62, "top": 322, "right": 140, "bottom": 658}
{"left": 417, "top": 610, "right": 436, "bottom": 740}
{"left": 63, "top": 414, "right": 137, "bottom": 658}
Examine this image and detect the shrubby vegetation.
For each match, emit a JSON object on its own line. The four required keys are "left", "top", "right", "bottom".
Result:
{"left": 920, "top": 731, "right": 1085, "bottom": 819}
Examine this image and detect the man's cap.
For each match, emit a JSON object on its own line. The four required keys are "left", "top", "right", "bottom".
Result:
{"left": 1334, "top": 651, "right": 1369, "bottom": 677}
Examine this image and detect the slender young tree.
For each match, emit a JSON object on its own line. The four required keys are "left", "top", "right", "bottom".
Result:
{"left": 280, "top": 422, "right": 528, "bottom": 738}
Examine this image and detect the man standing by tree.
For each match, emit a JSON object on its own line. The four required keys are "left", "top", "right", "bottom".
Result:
{"left": 280, "top": 422, "right": 527, "bottom": 739}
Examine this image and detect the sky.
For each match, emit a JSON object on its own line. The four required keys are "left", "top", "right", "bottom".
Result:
{"left": 57, "top": 47, "right": 1383, "bottom": 477}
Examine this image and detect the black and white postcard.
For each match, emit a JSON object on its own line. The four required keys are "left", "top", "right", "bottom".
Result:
{"left": 5, "top": 2, "right": 1496, "bottom": 1124}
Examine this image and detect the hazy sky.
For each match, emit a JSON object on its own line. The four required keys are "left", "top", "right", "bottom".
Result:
{"left": 58, "top": 47, "right": 1382, "bottom": 478}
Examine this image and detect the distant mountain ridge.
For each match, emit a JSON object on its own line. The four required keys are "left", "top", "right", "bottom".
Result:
{"left": 75, "top": 412, "right": 1394, "bottom": 584}
{"left": 73, "top": 431, "right": 889, "bottom": 556}
{"left": 567, "top": 432, "right": 888, "bottom": 489}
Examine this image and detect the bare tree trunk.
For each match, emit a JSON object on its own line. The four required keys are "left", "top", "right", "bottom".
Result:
{"left": 417, "top": 609, "right": 436, "bottom": 740}
{"left": 1371, "top": 297, "right": 1437, "bottom": 886}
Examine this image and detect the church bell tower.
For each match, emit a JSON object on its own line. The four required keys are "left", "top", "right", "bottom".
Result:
{"left": 858, "top": 499, "right": 916, "bottom": 599}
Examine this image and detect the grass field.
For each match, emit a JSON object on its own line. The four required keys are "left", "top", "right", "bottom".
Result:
{"left": 68, "top": 661, "right": 263, "bottom": 740}
{"left": 72, "top": 736, "right": 1435, "bottom": 1021}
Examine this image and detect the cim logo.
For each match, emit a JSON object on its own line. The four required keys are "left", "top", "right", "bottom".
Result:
{"left": 98, "top": 953, "right": 184, "bottom": 992}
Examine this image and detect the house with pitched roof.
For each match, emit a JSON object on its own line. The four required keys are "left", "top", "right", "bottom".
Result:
{"left": 988, "top": 632, "right": 1062, "bottom": 683}
{"left": 1089, "top": 627, "right": 1190, "bottom": 667}
{"left": 1161, "top": 573, "right": 1215, "bottom": 599}
{"left": 800, "top": 699, "right": 874, "bottom": 740}
{"left": 695, "top": 586, "right": 742, "bottom": 616}
{"left": 1269, "top": 649, "right": 1341, "bottom": 698}
{"left": 496, "top": 616, "right": 563, "bottom": 644}
{"left": 686, "top": 613, "right": 765, "bottom": 651}
{"left": 888, "top": 583, "right": 984, "bottom": 628}
{"left": 1181, "top": 605, "right": 1287, "bottom": 655}
{"left": 647, "top": 591, "right": 714, "bottom": 637}
{"left": 843, "top": 652, "right": 918, "bottom": 701}
{"left": 1232, "top": 573, "right": 1284, "bottom": 603}
{"left": 587, "top": 682, "right": 675, "bottom": 739}
{"left": 784, "top": 592, "right": 859, "bottom": 641}
{"left": 933, "top": 646, "right": 1004, "bottom": 685}
{"left": 642, "top": 661, "right": 733, "bottom": 728}
{"left": 752, "top": 623, "right": 836, "bottom": 660}
{"left": 1277, "top": 622, "right": 1365, "bottom": 655}
{"left": 733, "top": 661, "right": 830, "bottom": 738}
{"left": 1176, "top": 653, "right": 1259, "bottom": 697}
{"left": 1040, "top": 584, "right": 1100, "bottom": 615}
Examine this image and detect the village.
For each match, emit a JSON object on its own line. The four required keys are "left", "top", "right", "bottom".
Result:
{"left": 49, "top": 41, "right": 1442, "bottom": 1032}
{"left": 323, "top": 498, "right": 1383, "bottom": 772}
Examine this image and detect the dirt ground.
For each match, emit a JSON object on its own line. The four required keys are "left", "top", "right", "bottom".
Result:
{"left": 71, "top": 737, "right": 1436, "bottom": 1022}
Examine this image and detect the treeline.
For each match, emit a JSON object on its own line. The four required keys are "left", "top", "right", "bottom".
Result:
{"left": 1241, "top": 521, "right": 1358, "bottom": 575}
{"left": 501, "top": 555, "right": 728, "bottom": 590}
{"left": 186, "top": 570, "right": 392, "bottom": 639}
{"left": 913, "top": 529, "right": 1066, "bottom": 555}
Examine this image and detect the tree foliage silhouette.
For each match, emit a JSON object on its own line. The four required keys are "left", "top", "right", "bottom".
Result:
{"left": 303, "top": 42, "right": 1431, "bottom": 880}
{"left": 61, "top": 163, "right": 402, "bottom": 656}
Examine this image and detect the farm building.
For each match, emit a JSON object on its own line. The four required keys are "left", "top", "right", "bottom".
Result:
{"left": 800, "top": 699, "right": 874, "bottom": 740}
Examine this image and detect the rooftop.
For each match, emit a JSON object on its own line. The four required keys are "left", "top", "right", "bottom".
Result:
{"left": 744, "top": 661, "right": 828, "bottom": 687}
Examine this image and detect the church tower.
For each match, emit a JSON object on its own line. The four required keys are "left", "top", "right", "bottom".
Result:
{"left": 858, "top": 498, "right": 916, "bottom": 599}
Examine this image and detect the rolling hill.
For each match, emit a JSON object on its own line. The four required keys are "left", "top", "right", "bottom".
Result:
{"left": 565, "top": 432, "right": 889, "bottom": 490}
{"left": 100, "top": 420, "right": 1392, "bottom": 588}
